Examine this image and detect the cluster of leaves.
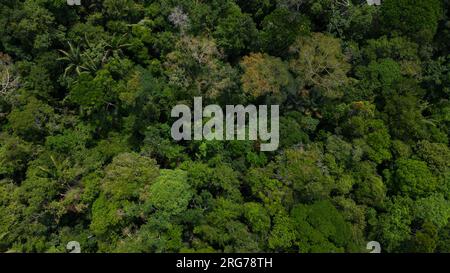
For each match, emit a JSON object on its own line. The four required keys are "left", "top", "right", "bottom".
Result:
{"left": 0, "top": 0, "right": 449, "bottom": 253}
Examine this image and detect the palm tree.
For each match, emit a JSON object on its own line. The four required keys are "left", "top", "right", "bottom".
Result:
{"left": 58, "top": 42, "right": 89, "bottom": 77}
{"left": 59, "top": 33, "right": 130, "bottom": 77}
{"left": 102, "top": 33, "right": 132, "bottom": 63}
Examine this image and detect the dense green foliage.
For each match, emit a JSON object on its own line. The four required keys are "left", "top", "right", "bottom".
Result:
{"left": 0, "top": 0, "right": 449, "bottom": 253}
